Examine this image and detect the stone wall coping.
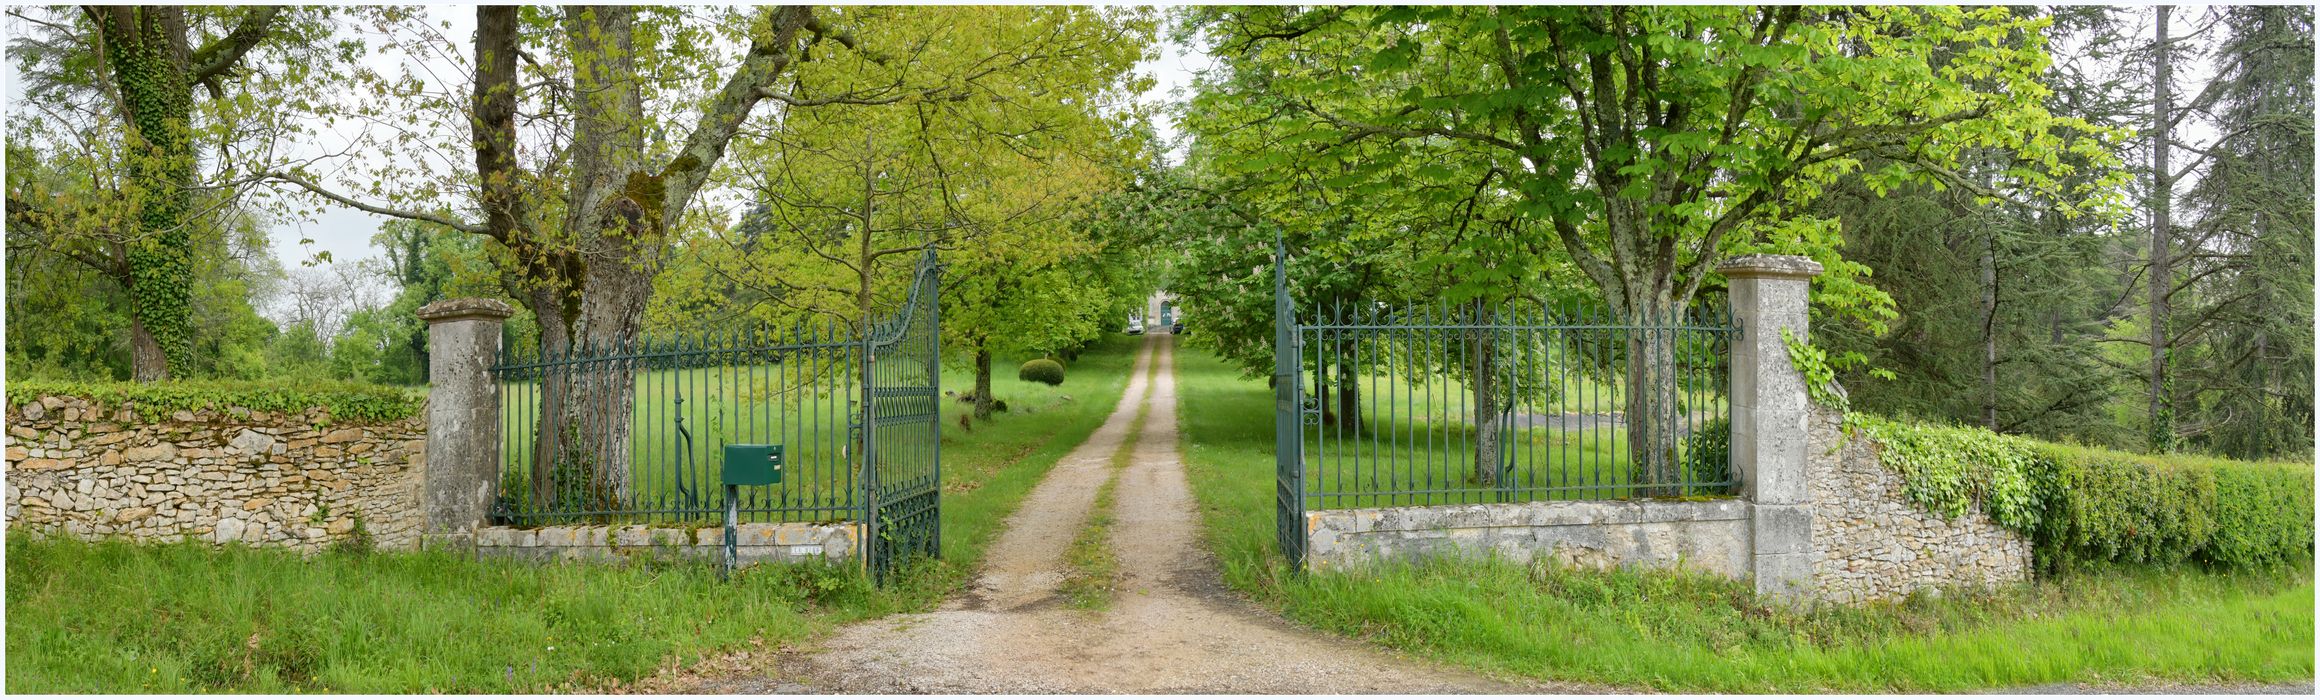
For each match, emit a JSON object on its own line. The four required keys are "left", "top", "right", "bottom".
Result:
{"left": 1716, "top": 254, "right": 1825, "bottom": 280}
{"left": 415, "top": 297, "right": 517, "bottom": 324}
{"left": 1315, "top": 498, "right": 1748, "bottom": 533}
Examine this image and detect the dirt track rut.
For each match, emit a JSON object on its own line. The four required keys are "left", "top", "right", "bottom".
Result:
{"left": 749, "top": 335, "right": 1524, "bottom": 693}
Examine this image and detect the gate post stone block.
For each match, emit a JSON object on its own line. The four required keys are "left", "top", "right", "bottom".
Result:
{"left": 417, "top": 298, "right": 516, "bottom": 548}
{"left": 1718, "top": 254, "right": 1822, "bottom": 600}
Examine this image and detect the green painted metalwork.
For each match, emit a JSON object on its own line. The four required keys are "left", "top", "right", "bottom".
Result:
{"left": 722, "top": 444, "right": 783, "bottom": 486}
{"left": 488, "top": 250, "right": 943, "bottom": 583}
{"left": 1272, "top": 238, "right": 1307, "bottom": 571}
{"left": 1273, "top": 247, "right": 1740, "bottom": 570}
{"left": 862, "top": 249, "right": 944, "bottom": 580}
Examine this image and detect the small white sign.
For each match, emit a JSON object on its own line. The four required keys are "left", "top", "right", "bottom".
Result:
{"left": 791, "top": 544, "right": 824, "bottom": 556}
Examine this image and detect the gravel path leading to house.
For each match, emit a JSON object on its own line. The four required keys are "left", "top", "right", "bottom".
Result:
{"left": 638, "top": 335, "right": 1543, "bottom": 694}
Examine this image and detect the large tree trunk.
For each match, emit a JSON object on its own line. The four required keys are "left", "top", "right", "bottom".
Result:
{"left": 476, "top": 5, "right": 812, "bottom": 515}
{"left": 96, "top": 6, "right": 197, "bottom": 382}
{"left": 1467, "top": 303, "right": 1504, "bottom": 488}
{"left": 2147, "top": 6, "right": 2176, "bottom": 453}
{"left": 973, "top": 341, "right": 995, "bottom": 421}
{"left": 1623, "top": 328, "right": 1683, "bottom": 493}
{"left": 1620, "top": 291, "right": 1686, "bottom": 495}
{"left": 128, "top": 318, "right": 168, "bottom": 383}
{"left": 524, "top": 289, "right": 573, "bottom": 510}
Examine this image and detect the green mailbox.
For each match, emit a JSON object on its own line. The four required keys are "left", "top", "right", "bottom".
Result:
{"left": 722, "top": 444, "right": 783, "bottom": 486}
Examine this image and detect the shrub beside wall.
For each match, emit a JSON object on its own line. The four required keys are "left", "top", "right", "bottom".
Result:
{"left": 2033, "top": 445, "right": 2314, "bottom": 572}
{"left": 6, "top": 380, "right": 424, "bottom": 423}
{"left": 1853, "top": 416, "right": 2315, "bottom": 574}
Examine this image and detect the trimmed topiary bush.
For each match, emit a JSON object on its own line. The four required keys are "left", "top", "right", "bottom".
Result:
{"left": 1017, "top": 358, "right": 1065, "bottom": 386}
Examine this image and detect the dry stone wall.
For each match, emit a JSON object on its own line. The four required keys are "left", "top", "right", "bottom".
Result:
{"left": 1805, "top": 407, "right": 2032, "bottom": 603}
{"left": 4, "top": 394, "right": 425, "bottom": 552}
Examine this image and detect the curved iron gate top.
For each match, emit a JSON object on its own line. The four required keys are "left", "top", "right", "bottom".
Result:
{"left": 863, "top": 248, "right": 943, "bottom": 579}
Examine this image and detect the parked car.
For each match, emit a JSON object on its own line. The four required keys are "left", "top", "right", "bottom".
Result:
{"left": 1170, "top": 314, "right": 1184, "bottom": 334}
{"left": 1125, "top": 316, "right": 1145, "bottom": 335}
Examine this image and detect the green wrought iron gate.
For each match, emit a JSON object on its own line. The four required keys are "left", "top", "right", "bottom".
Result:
{"left": 1271, "top": 240, "right": 1738, "bottom": 572}
{"left": 1272, "top": 240, "right": 1307, "bottom": 570}
{"left": 489, "top": 249, "right": 942, "bottom": 583}
{"left": 862, "top": 250, "right": 943, "bottom": 579}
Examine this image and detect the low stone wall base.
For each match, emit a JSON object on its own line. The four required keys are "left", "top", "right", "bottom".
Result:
{"left": 1305, "top": 500, "right": 1752, "bottom": 577}
{"left": 474, "top": 522, "right": 861, "bottom": 568}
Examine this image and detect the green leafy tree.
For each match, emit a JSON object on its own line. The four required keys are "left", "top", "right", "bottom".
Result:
{"left": 657, "top": 6, "right": 1159, "bottom": 422}
{"left": 2172, "top": 6, "right": 2315, "bottom": 459}
{"left": 5, "top": 5, "right": 357, "bottom": 381}
{"left": 1184, "top": 5, "right": 2127, "bottom": 486}
{"left": 272, "top": 6, "right": 872, "bottom": 510}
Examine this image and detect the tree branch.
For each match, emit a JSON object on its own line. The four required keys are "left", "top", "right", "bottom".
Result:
{"left": 188, "top": 6, "right": 282, "bottom": 87}
{"left": 265, "top": 171, "right": 486, "bottom": 234}
{"left": 658, "top": 6, "right": 818, "bottom": 224}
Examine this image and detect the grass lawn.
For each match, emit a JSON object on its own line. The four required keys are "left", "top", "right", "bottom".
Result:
{"left": 1174, "top": 345, "right": 2316, "bottom": 692}
{"left": 3, "top": 334, "right": 1148, "bottom": 693}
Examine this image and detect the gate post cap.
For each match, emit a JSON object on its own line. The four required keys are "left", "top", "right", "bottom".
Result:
{"left": 1716, "top": 254, "right": 1824, "bottom": 280}
{"left": 417, "top": 298, "right": 517, "bottom": 324}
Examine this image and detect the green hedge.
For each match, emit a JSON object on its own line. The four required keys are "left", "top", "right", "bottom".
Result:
{"left": 1856, "top": 416, "right": 2313, "bottom": 573}
{"left": 5, "top": 380, "right": 425, "bottom": 424}
{"left": 2034, "top": 444, "right": 2314, "bottom": 572}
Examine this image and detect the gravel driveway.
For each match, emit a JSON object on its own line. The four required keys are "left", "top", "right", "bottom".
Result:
{"left": 631, "top": 336, "right": 1549, "bottom": 694}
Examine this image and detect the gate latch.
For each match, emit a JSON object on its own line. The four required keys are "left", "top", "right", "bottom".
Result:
{"left": 723, "top": 444, "right": 784, "bottom": 486}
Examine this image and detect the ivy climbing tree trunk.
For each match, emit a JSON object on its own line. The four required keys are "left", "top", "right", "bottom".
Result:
{"left": 89, "top": 5, "right": 282, "bottom": 382}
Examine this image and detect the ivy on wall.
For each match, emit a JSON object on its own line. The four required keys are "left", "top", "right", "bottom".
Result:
{"left": 1783, "top": 329, "right": 2312, "bottom": 572}
{"left": 1781, "top": 328, "right": 1851, "bottom": 414}
{"left": 1850, "top": 416, "right": 2046, "bottom": 532}
{"left": 6, "top": 380, "right": 424, "bottom": 424}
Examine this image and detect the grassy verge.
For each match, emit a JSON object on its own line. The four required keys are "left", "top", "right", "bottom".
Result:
{"left": 1058, "top": 342, "right": 1161, "bottom": 610}
{"left": 1173, "top": 345, "right": 2316, "bottom": 692}
{"left": 2, "top": 334, "right": 1147, "bottom": 693}
{"left": 3, "top": 536, "right": 832, "bottom": 693}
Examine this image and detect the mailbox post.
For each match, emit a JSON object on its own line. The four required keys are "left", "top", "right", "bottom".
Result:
{"left": 720, "top": 444, "right": 783, "bottom": 579}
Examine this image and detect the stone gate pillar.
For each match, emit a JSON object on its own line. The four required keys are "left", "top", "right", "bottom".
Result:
{"left": 1719, "top": 254, "right": 1823, "bottom": 600}
{"left": 417, "top": 298, "right": 516, "bottom": 547}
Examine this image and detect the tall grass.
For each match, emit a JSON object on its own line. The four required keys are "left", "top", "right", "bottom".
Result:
{"left": 1173, "top": 345, "right": 2316, "bottom": 692}
{"left": 3, "top": 537, "right": 830, "bottom": 693}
